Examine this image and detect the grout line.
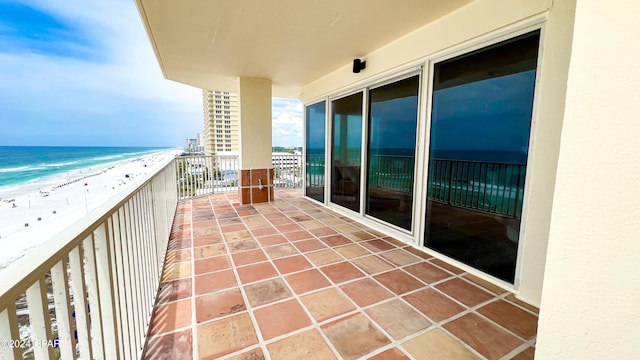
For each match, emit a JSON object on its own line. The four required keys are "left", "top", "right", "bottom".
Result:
{"left": 183, "top": 191, "right": 536, "bottom": 360}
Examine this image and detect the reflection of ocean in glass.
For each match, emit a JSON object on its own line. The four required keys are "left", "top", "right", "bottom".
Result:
{"left": 425, "top": 30, "right": 540, "bottom": 283}
{"left": 331, "top": 93, "right": 363, "bottom": 212}
{"left": 305, "top": 102, "right": 326, "bottom": 202}
{"left": 366, "top": 75, "right": 419, "bottom": 230}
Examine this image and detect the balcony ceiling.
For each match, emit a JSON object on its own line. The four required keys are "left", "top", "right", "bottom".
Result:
{"left": 135, "top": 0, "right": 472, "bottom": 98}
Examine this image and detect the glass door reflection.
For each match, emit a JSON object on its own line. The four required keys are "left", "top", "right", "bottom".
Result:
{"left": 305, "top": 101, "right": 326, "bottom": 203}
{"left": 330, "top": 93, "right": 363, "bottom": 212}
{"left": 425, "top": 30, "right": 540, "bottom": 283}
{"left": 366, "top": 75, "right": 419, "bottom": 230}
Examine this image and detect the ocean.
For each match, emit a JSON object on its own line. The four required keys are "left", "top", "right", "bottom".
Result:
{"left": 0, "top": 146, "right": 171, "bottom": 190}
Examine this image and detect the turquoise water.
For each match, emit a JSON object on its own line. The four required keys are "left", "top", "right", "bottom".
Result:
{"left": 0, "top": 146, "right": 170, "bottom": 189}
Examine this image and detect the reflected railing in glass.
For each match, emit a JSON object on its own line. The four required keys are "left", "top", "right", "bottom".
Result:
{"left": 427, "top": 158, "right": 526, "bottom": 219}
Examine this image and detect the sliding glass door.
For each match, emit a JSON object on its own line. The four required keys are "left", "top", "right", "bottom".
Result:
{"left": 366, "top": 75, "right": 420, "bottom": 230}
{"left": 330, "top": 93, "right": 363, "bottom": 212}
{"left": 305, "top": 101, "right": 326, "bottom": 203}
{"left": 424, "top": 30, "right": 540, "bottom": 283}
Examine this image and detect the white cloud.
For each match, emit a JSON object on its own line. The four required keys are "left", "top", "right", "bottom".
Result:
{"left": 0, "top": 0, "right": 202, "bottom": 146}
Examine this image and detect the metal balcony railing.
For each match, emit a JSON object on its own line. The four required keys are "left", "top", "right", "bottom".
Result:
{"left": 0, "top": 157, "right": 177, "bottom": 360}
{"left": 176, "top": 154, "right": 303, "bottom": 200}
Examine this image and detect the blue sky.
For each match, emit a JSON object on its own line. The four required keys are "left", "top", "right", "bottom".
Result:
{"left": 0, "top": 0, "right": 302, "bottom": 147}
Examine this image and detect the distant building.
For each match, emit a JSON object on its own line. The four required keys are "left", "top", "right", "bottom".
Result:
{"left": 203, "top": 90, "right": 240, "bottom": 155}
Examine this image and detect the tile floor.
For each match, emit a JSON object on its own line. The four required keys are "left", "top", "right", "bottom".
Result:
{"left": 143, "top": 189, "right": 538, "bottom": 360}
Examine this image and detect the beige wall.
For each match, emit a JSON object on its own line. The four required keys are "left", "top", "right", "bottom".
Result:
{"left": 536, "top": 0, "right": 640, "bottom": 358}
{"left": 299, "top": 0, "right": 580, "bottom": 306}
{"left": 239, "top": 78, "right": 273, "bottom": 169}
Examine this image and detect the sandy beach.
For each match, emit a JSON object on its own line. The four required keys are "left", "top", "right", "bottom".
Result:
{"left": 0, "top": 150, "right": 179, "bottom": 268}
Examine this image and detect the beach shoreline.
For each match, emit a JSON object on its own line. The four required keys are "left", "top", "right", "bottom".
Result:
{"left": 0, "top": 149, "right": 179, "bottom": 269}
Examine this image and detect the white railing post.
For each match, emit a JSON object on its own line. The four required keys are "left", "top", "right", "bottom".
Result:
{"left": 94, "top": 222, "right": 120, "bottom": 360}
{"left": 50, "top": 258, "right": 77, "bottom": 360}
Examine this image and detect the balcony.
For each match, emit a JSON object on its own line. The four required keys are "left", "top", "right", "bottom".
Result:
{"left": 145, "top": 187, "right": 538, "bottom": 360}
{"left": 0, "top": 156, "right": 538, "bottom": 360}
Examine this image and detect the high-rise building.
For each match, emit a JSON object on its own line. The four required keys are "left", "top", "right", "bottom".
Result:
{"left": 202, "top": 90, "right": 240, "bottom": 155}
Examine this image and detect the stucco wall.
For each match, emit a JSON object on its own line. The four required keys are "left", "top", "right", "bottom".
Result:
{"left": 535, "top": 0, "right": 640, "bottom": 358}
{"left": 239, "top": 78, "right": 272, "bottom": 169}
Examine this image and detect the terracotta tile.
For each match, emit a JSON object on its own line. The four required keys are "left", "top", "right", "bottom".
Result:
{"left": 272, "top": 219, "right": 296, "bottom": 227}
{"left": 331, "top": 223, "right": 359, "bottom": 233}
{"left": 250, "top": 168, "right": 268, "bottom": 186}
{"left": 194, "top": 244, "right": 226, "bottom": 259}
{"left": 435, "top": 278, "right": 494, "bottom": 307}
{"left": 244, "top": 278, "right": 292, "bottom": 307}
{"left": 237, "top": 262, "right": 278, "bottom": 283}
{"left": 402, "top": 246, "right": 432, "bottom": 259}
{"left": 374, "top": 270, "right": 425, "bottom": 295}
{"left": 225, "top": 348, "right": 265, "bottom": 360}
{"left": 148, "top": 299, "right": 192, "bottom": 336}
{"left": 144, "top": 329, "right": 192, "bottom": 360}
{"left": 511, "top": 347, "right": 535, "bottom": 360}
{"left": 197, "top": 313, "right": 258, "bottom": 359}
{"left": 402, "top": 328, "right": 479, "bottom": 360}
{"left": 322, "top": 313, "right": 390, "bottom": 360}
{"left": 379, "top": 249, "right": 421, "bottom": 266}
{"left": 505, "top": 293, "right": 540, "bottom": 314}
{"left": 273, "top": 255, "right": 312, "bottom": 274}
{"left": 320, "top": 261, "right": 365, "bottom": 284}
{"left": 340, "top": 278, "right": 393, "bottom": 307}
{"left": 195, "top": 269, "right": 237, "bottom": 295}
{"left": 443, "top": 313, "right": 521, "bottom": 360}
{"left": 264, "top": 243, "right": 299, "bottom": 259}
{"left": 251, "top": 227, "right": 278, "bottom": 237}
{"left": 403, "top": 288, "right": 465, "bottom": 322}
{"left": 239, "top": 169, "right": 251, "bottom": 186}
{"left": 368, "top": 348, "right": 410, "bottom": 360}
{"left": 156, "top": 278, "right": 192, "bottom": 305}
{"left": 463, "top": 274, "right": 508, "bottom": 295}
{"left": 223, "top": 229, "right": 252, "bottom": 242}
{"left": 285, "top": 269, "right": 331, "bottom": 295}
{"left": 194, "top": 255, "right": 231, "bottom": 275}
{"left": 252, "top": 187, "right": 269, "bottom": 203}
{"left": 267, "top": 329, "right": 336, "bottom": 360}
{"left": 193, "top": 234, "right": 223, "bottom": 247}
{"left": 161, "top": 261, "right": 192, "bottom": 282}
{"left": 193, "top": 226, "right": 219, "bottom": 237}
{"left": 403, "top": 262, "right": 451, "bottom": 284}
{"left": 366, "top": 299, "right": 431, "bottom": 340}
{"left": 343, "top": 230, "right": 377, "bottom": 242}
{"left": 298, "top": 219, "right": 325, "bottom": 230}
{"left": 256, "top": 234, "right": 288, "bottom": 246}
{"left": 221, "top": 223, "right": 247, "bottom": 233}
{"left": 477, "top": 300, "right": 538, "bottom": 339}
{"left": 319, "top": 234, "right": 352, "bottom": 247}
{"left": 334, "top": 244, "right": 370, "bottom": 259}
{"left": 228, "top": 239, "right": 259, "bottom": 253}
{"left": 308, "top": 226, "right": 338, "bottom": 237}
{"left": 430, "top": 258, "right": 464, "bottom": 274}
{"left": 306, "top": 249, "right": 342, "bottom": 266}
{"left": 300, "top": 288, "right": 356, "bottom": 322}
{"left": 352, "top": 255, "right": 394, "bottom": 275}
{"left": 284, "top": 230, "right": 314, "bottom": 241}
{"left": 240, "top": 188, "right": 251, "bottom": 205}
{"left": 361, "top": 240, "right": 396, "bottom": 253}
{"left": 232, "top": 249, "right": 268, "bottom": 266}
{"left": 293, "top": 239, "right": 327, "bottom": 252}
{"left": 165, "top": 249, "right": 191, "bottom": 264}
{"left": 167, "top": 237, "right": 191, "bottom": 251}
{"left": 254, "top": 299, "right": 311, "bottom": 340}
{"left": 196, "top": 287, "right": 246, "bottom": 323}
